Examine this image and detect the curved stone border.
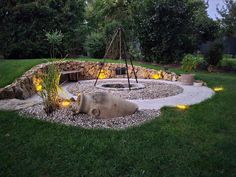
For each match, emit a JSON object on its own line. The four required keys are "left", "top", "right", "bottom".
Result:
{"left": 129, "top": 79, "right": 215, "bottom": 109}
{"left": 19, "top": 106, "right": 161, "bottom": 129}
{"left": 0, "top": 61, "right": 179, "bottom": 100}
{"left": 62, "top": 79, "right": 215, "bottom": 110}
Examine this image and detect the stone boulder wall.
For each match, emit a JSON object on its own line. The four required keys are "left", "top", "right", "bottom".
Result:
{"left": 0, "top": 61, "right": 180, "bottom": 100}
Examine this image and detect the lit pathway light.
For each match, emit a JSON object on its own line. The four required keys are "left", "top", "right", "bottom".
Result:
{"left": 213, "top": 87, "right": 224, "bottom": 92}
{"left": 176, "top": 105, "right": 189, "bottom": 110}
{"left": 61, "top": 100, "right": 71, "bottom": 107}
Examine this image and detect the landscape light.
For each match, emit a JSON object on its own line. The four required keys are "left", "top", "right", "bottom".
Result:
{"left": 33, "top": 76, "right": 43, "bottom": 92}
{"left": 213, "top": 87, "right": 224, "bottom": 92}
{"left": 176, "top": 105, "right": 189, "bottom": 110}
{"left": 61, "top": 100, "right": 71, "bottom": 107}
{"left": 36, "top": 85, "right": 43, "bottom": 92}
{"left": 98, "top": 69, "right": 107, "bottom": 79}
{"left": 152, "top": 74, "right": 161, "bottom": 80}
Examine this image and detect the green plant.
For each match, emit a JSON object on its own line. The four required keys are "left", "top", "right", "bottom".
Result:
{"left": 84, "top": 32, "right": 106, "bottom": 58}
{"left": 129, "top": 44, "right": 143, "bottom": 60}
{"left": 220, "top": 59, "right": 235, "bottom": 70}
{"left": 46, "top": 30, "right": 64, "bottom": 58}
{"left": 33, "top": 63, "right": 61, "bottom": 115}
{"left": 181, "top": 54, "right": 205, "bottom": 72}
{"left": 204, "top": 40, "right": 224, "bottom": 66}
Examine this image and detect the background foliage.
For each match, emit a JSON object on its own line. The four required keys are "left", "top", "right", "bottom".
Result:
{"left": 0, "top": 0, "right": 235, "bottom": 64}
{"left": 0, "top": 0, "right": 85, "bottom": 59}
{"left": 132, "top": 0, "right": 219, "bottom": 63}
{"left": 218, "top": 0, "right": 236, "bottom": 36}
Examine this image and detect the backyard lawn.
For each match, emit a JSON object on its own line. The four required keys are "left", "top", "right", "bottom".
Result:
{"left": 0, "top": 59, "right": 236, "bottom": 177}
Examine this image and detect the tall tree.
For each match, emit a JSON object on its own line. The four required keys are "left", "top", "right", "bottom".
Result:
{"left": 85, "top": 0, "right": 135, "bottom": 58}
{"left": 218, "top": 0, "right": 236, "bottom": 36}
{"left": 132, "top": 0, "right": 218, "bottom": 63}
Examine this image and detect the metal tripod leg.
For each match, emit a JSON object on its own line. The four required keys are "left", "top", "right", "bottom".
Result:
{"left": 129, "top": 57, "right": 138, "bottom": 83}
{"left": 94, "top": 63, "right": 104, "bottom": 86}
{"left": 124, "top": 58, "right": 131, "bottom": 90}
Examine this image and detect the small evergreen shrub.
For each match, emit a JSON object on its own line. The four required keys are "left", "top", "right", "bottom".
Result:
{"left": 204, "top": 40, "right": 224, "bottom": 66}
{"left": 46, "top": 30, "right": 64, "bottom": 58}
{"left": 84, "top": 32, "right": 106, "bottom": 58}
{"left": 129, "top": 45, "right": 143, "bottom": 60}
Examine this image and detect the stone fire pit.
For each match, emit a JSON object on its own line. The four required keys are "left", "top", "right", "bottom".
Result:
{"left": 96, "top": 82, "right": 145, "bottom": 91}
{"left": 67, "top": 80, "right": 183, "bottom": 100}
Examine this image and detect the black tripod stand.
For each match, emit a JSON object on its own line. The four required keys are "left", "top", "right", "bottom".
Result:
{"left": 94, "top": 28, "right": 138, "bottom": 90}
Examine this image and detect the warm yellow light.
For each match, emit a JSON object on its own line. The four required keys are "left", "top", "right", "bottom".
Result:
{"left": 33, "top": 76, "right": 43, "bottom": 85}
{"left": 61, "top": 100, "right": 71, "bottom": 107}
{"left": 33, "top": 76, "right": 43, "bottom": 92}
{"left": 98, "top": 70, "right": 107, "bottom": 79}
{"left": 152, "top": 74, "right": 161, "bottom": 80}
{"left": 213, "top": 87, "right": 224, "bottom": 92}
{"left": 36, "top": 85, "right": 43, "bottom": 92}
{"left": 176, "top": 105, "right": 189, "bottom": 110}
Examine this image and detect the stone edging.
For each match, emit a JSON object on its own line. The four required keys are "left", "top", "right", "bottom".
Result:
{"left": 0, "top": 61, "right": 180, "bottom": 100}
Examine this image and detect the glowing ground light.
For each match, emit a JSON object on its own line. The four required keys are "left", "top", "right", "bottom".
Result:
{"left": 152, "top": 74, "right": 161, "bottom": 80}
{"left": 98, "top": 69, "right": 107, "bottom": 79}
{"left": 213, "top": 87, "right": 224, "bottom": 92}
{"left": 61, "top": 100, "right": 71, "bottom": 107}
{"left": 33, "top": 76, "right": 43, "bottom": 92}
{"left": 176, "top": 105, "right": 189, "bottom": 110}
{"left": 36, "top": 85, "right": 43, "bottom": 92}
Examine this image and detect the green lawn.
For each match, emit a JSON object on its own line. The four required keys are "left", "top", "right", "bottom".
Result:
{"left": 0, "top": 59, "right": 236, "bottom": 177}
{"left": 221, "top": 58, "right": 236, "bottom": 67}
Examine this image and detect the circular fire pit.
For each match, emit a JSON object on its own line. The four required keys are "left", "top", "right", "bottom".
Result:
{"left": 96, "top": 82, "right": 145, "bottom": 91}
{"left": 67, "top": 79, "right": 184, "bottom": 100}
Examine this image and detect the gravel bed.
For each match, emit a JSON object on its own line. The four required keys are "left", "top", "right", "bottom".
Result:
{"left": 19, "top": 104, "right": 161, "bottom": 129}
{"left": 67, "top": 80, "right": 183, "bottom": 100}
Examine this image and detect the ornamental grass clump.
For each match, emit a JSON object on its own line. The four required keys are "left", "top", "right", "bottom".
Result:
{"left": 33, "top": 63, "right": 61, "bottom": 115}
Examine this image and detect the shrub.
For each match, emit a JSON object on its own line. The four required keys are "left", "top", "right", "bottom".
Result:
{"left": 33, "top": 63, "right": 61, "bottom": 115}
{"left": 220, "top": 59, "right": 235, "bottom": 70}
{"left": 84, "top": 32, "right": 106, "bottom": 58}
{"left": 204, "top": 40, "right": 224, "bottom": 66}
{"left": 129, "top": 44, "right": 143, "bottom": 60}
{"left": 181, "top": 54, "right": 206, "bottom": 72}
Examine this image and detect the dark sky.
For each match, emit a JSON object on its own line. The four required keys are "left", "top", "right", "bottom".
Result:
{"left": 207, "top": 0, "right": 225, "bottom": 19}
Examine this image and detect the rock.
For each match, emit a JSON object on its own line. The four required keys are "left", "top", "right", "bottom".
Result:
{"left": 20, "top": 84, "right": 31, "bottom": 99}
{"left": 0, "top": 87, "right": 15, "bottom": 99}
{"left": 14, "top": 86, "right": 24, "bottom": 99}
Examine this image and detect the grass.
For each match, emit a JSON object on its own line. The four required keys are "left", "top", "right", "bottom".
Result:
{"left": 221, "top": 58, "right": 236, "bottom": 67}
{"left": 0, "top": 59, "right": 46, "bottom": 87}
{"left": 0, "top": 59, "right": 236, "bottom": 177}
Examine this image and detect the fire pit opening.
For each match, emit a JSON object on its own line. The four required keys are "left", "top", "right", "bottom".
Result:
{"left": 96, "top": 82, "right": 145, "bottom": 91}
